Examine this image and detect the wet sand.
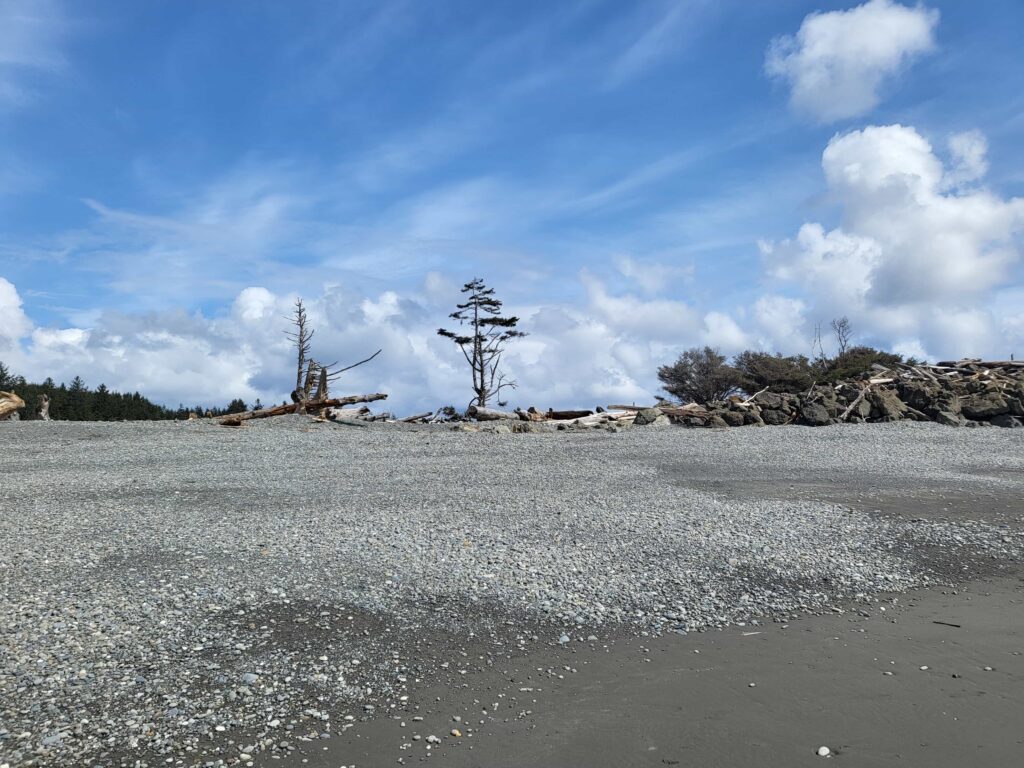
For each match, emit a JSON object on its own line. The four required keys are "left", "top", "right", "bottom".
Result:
{"left": 254, "top": 482, "right": 1023, "bottom": 768}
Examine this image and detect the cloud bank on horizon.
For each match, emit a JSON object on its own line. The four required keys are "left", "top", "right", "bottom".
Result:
{"left": 1, "top": 0, "right": 1022, "bottom": 412}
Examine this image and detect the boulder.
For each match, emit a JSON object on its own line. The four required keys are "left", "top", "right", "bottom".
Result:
{"left": 720, "top": 411, "right": 746, "bottom": 427}
{"left": 868, "top": 389, "right": 907, "bottom": 421}
{"left": 707, "top": 414, "right": 729, "bottom": 428}
{"left": 633, "top": 407, "right": 665, "bottom": 426}
{"left": 962, "top": 394, "right": 1008, "bottom": 420}
{"left": 799, "top": 402, "right": 830, "bottom": 426}
{"left": 753, "top": 392, "right": 784, "bottom": 410}
{"left": 934, "top": 410, "right": 963, "bottom": 427}
{"left": 742, "top": 409, "right": 765, "bottom": 426}
{"left": 648, "top": 414, "right": 671, "bottom": 428}
{"left": 761, "top": 409, "right": 789, "bottom": 426}
{"left": 989, "top": 414, "right": 1022, "bottom": 429}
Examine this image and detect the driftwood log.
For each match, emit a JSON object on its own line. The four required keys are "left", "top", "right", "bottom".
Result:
{"left": 219, "top": 393, "right": 387, "bottom": 424}
{"left": 0, "top": 391, "right": 25, "bottom": 420}
{"left": 467, "top": 405, "right": 517, "bottom": 421}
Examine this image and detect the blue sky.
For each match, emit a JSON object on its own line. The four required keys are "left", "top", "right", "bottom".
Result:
{"left": 2, "top": 0, "right": 1023, "bottom": 411}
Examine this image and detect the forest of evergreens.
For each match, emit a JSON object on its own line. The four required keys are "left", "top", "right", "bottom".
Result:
{"left": 0, "top": 362, "right": 258, "bottom": 421}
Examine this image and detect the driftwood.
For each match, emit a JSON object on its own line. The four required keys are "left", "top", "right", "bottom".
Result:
{"left": 546, "top": 408, "right": 593, "bottom": 420}
{"left": 220, "top": 393, "right": 387, "bottom": 424}
{"left": 37, "top": 394, "right": 51, "bottom": 420}
{"left": 840, "top": 383, "right": 872, "bottom": 421}
{"left": 0, "top": 391, "right": 25, "bottom": 420}
{"left": 467, "top": 405, "right": 517, "bottom": 421}
{"left": 399, "top": 411, "right": 433, "bottom": 423}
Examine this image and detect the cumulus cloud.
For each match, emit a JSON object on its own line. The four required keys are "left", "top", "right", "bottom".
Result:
{"left": 0, "top": 271, "right": 716, "bottom": 411}
{"left": 764, "top": 124, "right": 1024, "bottom": 359}
{"left": 0, "top": 276, "right": 33, "bottom": 348}
{"left": 765, "top": 0, "right": 938, "bottom": 122}
{"left": 945, "top": 130, "right": 990, "bottom": 189}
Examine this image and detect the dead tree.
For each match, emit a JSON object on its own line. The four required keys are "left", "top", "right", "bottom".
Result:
{"left": 285, "top": 298, "right": 314, "bottom": 406}
{"left": 284, "top": 297, "right": 381, "bottom": 415}
{"left": 37, "top": 393, "right": 51, "bottom": 420}
{"left": 831, "top": 316, "right": 853, "bottom": 356}
{"left": 437, "top": 278, "right": 526, "bottom": 409}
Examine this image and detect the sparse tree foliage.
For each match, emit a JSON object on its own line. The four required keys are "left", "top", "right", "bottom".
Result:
{"left": 658, "top": 346, "right": 743, "bottom": 404}
{"left": 438, "top": 278, "right": 526, "bottom": 409}
{"left": 831, "top": 316, "right": 853, "bottom": 357}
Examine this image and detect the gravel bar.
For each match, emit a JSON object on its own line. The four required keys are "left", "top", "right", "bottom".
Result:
{"left": 1, "top": 419, "right": 1021, "bottom": 766}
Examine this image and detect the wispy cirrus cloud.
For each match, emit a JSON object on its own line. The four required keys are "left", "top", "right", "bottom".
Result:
{"left": 0, "top": 0, "right": 68, "bottom": 107}
{"left": 605, "top": 0, "right": 713, "bottom": 87}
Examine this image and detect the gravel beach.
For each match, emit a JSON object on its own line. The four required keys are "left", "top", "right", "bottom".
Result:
{"left": 1, "top": 419, "right": 1021, "bottom": 766}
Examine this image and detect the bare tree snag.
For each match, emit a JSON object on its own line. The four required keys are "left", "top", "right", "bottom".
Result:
{"left": 0, "top": 391, "right": 25, "bottom": 420}
{"left": 37, "top": 393, "right": 51, "bottom": 420}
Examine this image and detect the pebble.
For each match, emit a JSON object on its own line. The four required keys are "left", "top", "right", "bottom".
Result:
{"left": 817, "top": 746, "right": 831, "bottom": 757}
{"left": 0, "top": 420, "right": 1018, "bottom": 767}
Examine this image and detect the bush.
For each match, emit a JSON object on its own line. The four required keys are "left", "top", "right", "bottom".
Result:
{"left": 821, "top": 346, "right": 905, "bottom": 382}
{"left": 658, "top": 347, "right": 743, "bottom": 404}
{"left": 732, "top": 351, "right": 817, "bottom": 394}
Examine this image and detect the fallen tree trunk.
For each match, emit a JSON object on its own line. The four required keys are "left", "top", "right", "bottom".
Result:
{"left": 220, "top": 393, "right": 387, "bottom": 423}
{"left": 0, "top": 391, "right": 25, "bottom": 420}
{"left": 467, "top": 405, "right": 517, "bottom": 421}
{"left": 547, "top": 408, "right": 593, "bottom": 420}
{"left": 400, "top": 411, "right": 433, "bottom": 423}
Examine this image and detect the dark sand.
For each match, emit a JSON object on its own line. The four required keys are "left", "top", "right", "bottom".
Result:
{"left": 252, "top": 482, "right": 1023, "bottom": 768}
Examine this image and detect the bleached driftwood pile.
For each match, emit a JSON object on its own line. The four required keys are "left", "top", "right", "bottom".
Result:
{"left": 0, "top": 390, "right": 25, "bottom": 421}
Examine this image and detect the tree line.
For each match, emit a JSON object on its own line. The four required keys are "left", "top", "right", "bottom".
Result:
{"left": 0, "top": 361, "right": 262, "bottom": 421}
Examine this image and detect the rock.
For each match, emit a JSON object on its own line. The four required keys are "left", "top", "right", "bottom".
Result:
{"left": 989, "top": 414, "right": 1022, "bottom": 428}
{"left": 721, "top": 411, "right": 745, "bottom": 427}
{"left": 753, "top": 392, "right": 783, "bottom": 410}
{"left": 817, "top": 746, "right": 831, "bottom": 757}
{"left": 510, "top": 421, "right": 543, "bottom": 434}
{"left": 491, "top": 424, "right": 512, "bottom": 434}
{"left": 934, "top": 410, "right": 963, "bottom": 427}
{"left": 742, "top": 409, "right": 765, "bottom": 427}
{"left": 706, "top": 414, "right": 729, "bottom": 429}
{"left": 760, "top": 409, "right": 789, "bottom": 426}
{"left": 868, "top": 389, "right": 907, "bottom": 421}
{"left": 799, "top": 402, "right": 830, "bottom": 427}
{"left": 633, "top": 408, "right": 664, "bottom": 426}
{"left": 648, "top": 414, "right": 671, "bottom": 428}
{"left": 962, "top": 393, "right": 1009, "bottom": 420}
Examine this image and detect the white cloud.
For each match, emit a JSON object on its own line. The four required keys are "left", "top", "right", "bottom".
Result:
{"left": 0, "top": 276, "right": 33, "bottom": 348}
{"left": 945, "top": 130, "right": 989, "bottom": 188}
{"left": 2, "top": 271, "right": 711, "bottom": 412}
{"left": 765, "top": 0, "right": 938, "bottom": 122}
{"left": 764, "top": 124, "right": 1024, "bottom": 360}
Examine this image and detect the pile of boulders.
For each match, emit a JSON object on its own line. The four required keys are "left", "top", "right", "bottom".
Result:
{"left": 672, "top": 359, "right": 1024, "bottom": 429}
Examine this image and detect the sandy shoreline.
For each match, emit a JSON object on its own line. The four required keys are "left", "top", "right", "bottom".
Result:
{"left": 250, "top": 478, "right": 1024, "bottom": 768}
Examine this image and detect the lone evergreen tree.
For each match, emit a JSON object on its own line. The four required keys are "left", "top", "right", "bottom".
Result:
{"left": 437, "top": 278, "right": 526, "bottom": 408}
